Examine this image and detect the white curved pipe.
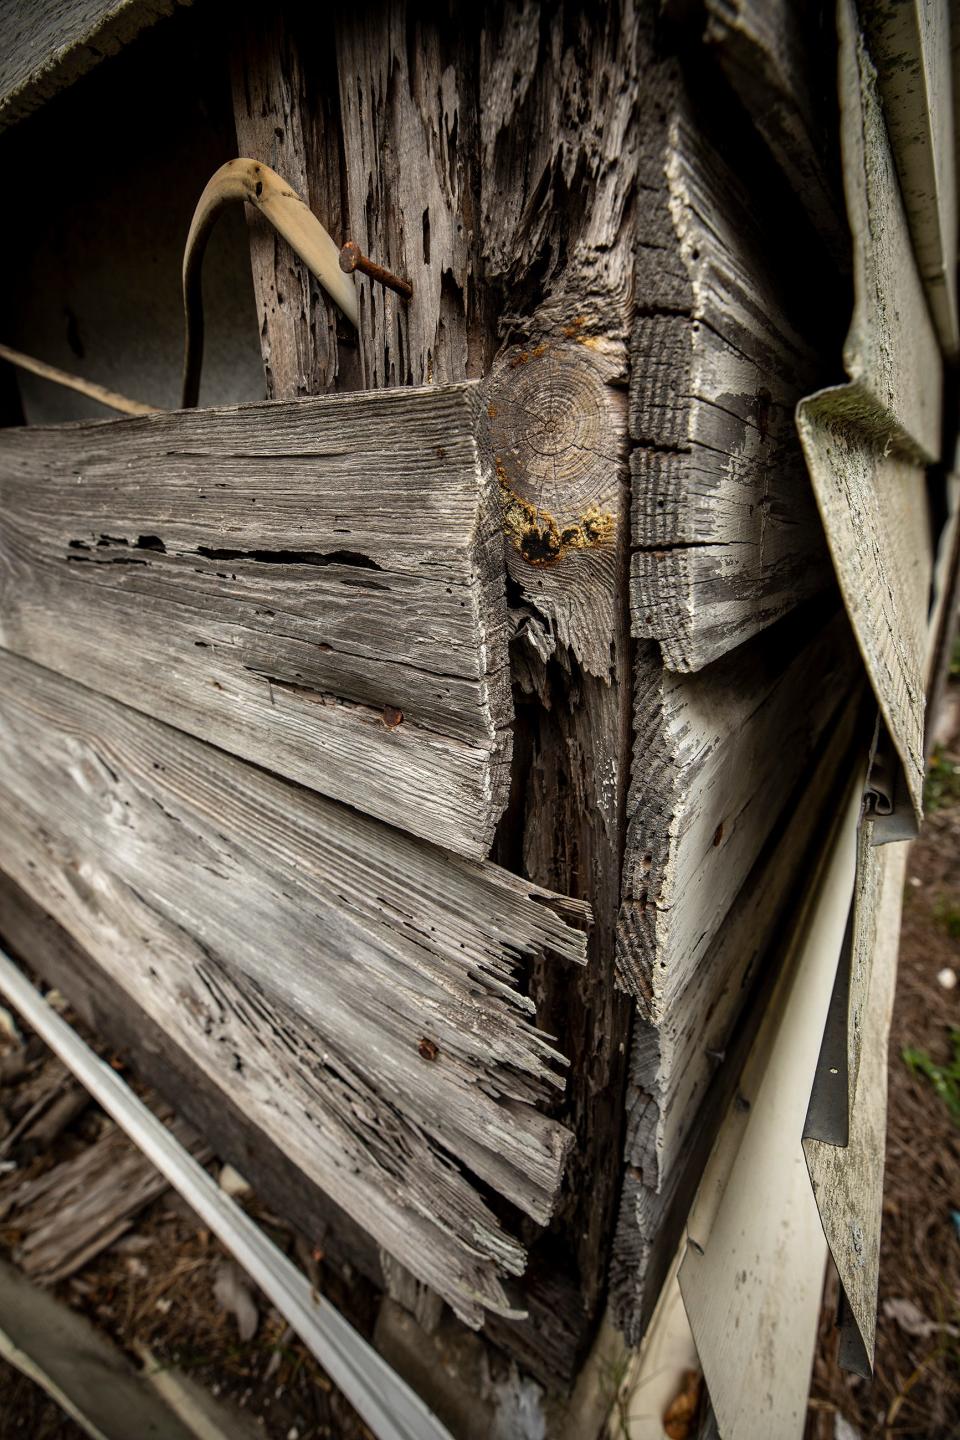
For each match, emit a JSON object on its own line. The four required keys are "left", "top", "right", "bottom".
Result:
{"left": 182, "top": 158, "right": 358, "bottom": 407}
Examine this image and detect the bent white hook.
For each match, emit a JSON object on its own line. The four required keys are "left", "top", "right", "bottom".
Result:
{"left": 181, "top": 158, "right": 359, "bottom": 408}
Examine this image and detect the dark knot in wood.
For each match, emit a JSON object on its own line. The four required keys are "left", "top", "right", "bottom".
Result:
{"left": 480, "top": 342, "right": 616, "bottom": 567}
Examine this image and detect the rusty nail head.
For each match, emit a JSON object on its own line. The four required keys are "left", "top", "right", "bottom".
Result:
{"left": 339, "top": 240, "right": 413, "bottom": 301}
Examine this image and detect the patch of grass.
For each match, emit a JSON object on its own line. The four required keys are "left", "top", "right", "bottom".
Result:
{"left": 924, "top": 746, "right": 960, "bottom": 812}
{"left": 903, "top": 1028, "right": 960, "bottom": 1123}
{"left": 934, "top": 894, "right": 960, "bottom": 940}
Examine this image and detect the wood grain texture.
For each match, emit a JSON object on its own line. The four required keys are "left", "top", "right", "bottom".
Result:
{"left": 702, "top": 0, "right": 846, "bottom": 261}
{"left": 5, "top": 1118, "right": 207, "bottom": 1284}
{"left": 617, "top": 608, "right": 856, "bottom": 1019}
{"left": 0, "top": 0, "right": 188, "bottom": 129}
{"left": 630, "top": 82, "right": 831, "bottom": 672}
{"left": 797, "top": 0, "right": 940, "bottom": 831}
{"left": 863, "top": 0, "right": 958, "bottom": 358}
{"left": 476, "top": 0, "right": 641, "bottom": 1348}
{"left": 0, "top": 384, "right": 512, "bottom": 860}
{"left": 335, "top": 0, "right": 483, "bottom": 390}
{"left": 610, "top": 692, "right": 862, "bottom": 1340}
{"left": 0, "top": 650, "right": 590, "bottom": 1326}
{"left": 0, "top": 869, "right": 387, "bottom": 1291}
{"left": 228, "top": 1, "right": 638, "bottom": 1374}
{"left": 231, "top": 2, "right": 359, "bottom": 398}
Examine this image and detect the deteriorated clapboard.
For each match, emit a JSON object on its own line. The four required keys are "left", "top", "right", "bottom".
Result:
{"left": 617, "top": 608, "right": 855, "bottom": 1018}
{"left": 863, "top": 0, "right": 959, "bottom": 357}
{"left": 610, "top": 690, "right": 861, "bottom": 1340}
{"left": 0, "top": 649, "right": 590, "bottom": 1325}
{"left": 797, "top": 0, "right": 941, "bottom": 831}
{"left": 701, "top": 0, "right": 846, "bottom": 260}
{"left": 0, "top": 0, "right": 186, "bottom": 129}
{"left": 631, "top": 78, "right": 831, "bottom": 673}
{"left": 227, "top": 0, "right": 639, "bottom": 1372}
{"left": 474, "top": 0, "right": 641, "bottom": 1342}
{"left": 0, "top": 870, "right": 387, "bottom": 1290}
{"left": 0, "top": 385, "right": 512, "bottom": 860}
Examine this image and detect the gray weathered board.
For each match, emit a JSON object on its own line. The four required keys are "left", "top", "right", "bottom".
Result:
{"left": 616, "top": 608, "right": 855, "bottom": 1019}
{"left": 631, "top": 86, "right": 831, "bottom": 673}
{"left": 797, "top": 0, "right": 940, "bottom": 833}
{"left": 0, "top": 0, "right": 189, "bottom": 130}
{"left": 610, "top": 691, "right": 861, "bottom": 1340}
{"left": 0, "top": 649, "right": 590, "bottom": 1326}
{"left": 0, "top": 384, "right": 512, "bottom": 861}
{"left": 863, "top": 0, "right": 958, "bottom": 358}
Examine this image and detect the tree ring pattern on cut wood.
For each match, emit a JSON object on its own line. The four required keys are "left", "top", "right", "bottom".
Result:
{"left": 482, "top": 343, "right": 617, "bottom": 569}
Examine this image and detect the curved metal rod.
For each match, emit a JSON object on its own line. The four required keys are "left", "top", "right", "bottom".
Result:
{"left": 181, "top": 158, "right": 359, "bottom": 408}
{"left": 0, "top": 341, "right": 160, "bottom": 417}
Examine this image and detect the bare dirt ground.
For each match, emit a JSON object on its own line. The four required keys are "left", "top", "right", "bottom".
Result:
{"left": 0, "top": 1003, "right": 375, "bottom": 1440}
{"left": 809, "top": 739, "right": 960, "bottom": 1438}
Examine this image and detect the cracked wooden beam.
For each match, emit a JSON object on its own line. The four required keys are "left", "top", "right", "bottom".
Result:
{"left": 0, "top": 383, "right": 511, "bottom": 860}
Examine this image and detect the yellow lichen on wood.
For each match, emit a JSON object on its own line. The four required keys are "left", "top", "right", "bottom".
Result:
{"left": 496, "top": 461, "right": 615, "bottom": 567}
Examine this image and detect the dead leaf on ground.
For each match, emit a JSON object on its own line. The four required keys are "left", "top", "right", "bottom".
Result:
{"left": 882, "top": 1296, "right": 959, "bottom": 1340}
{"left": 213, "top": 1259, "right": 258, "bottom": 1342}
{"left": 663, "top": 1368, "right": 702, "bottom": 1439}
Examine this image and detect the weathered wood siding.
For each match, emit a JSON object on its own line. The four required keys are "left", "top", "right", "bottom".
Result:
{"left": 0, "top": 386, "right": 512, "bottom": 860}
{"left": 702, "top": 0, "right": 847, "bottom": 261}
{"left": 0, "top": 650, "right": 590, "bottom": 1325}
{"left": 0, "top": 0, "right": 188, "bottom": 130}
{"left": 611, "top": 693, "right": 861, "bottom": 1338}
{"left": 797, "top": 0, "right": 941, "bottom": 831}
{"left": 617, "top": 609, "right": 855, "bottom": 1016}
{"left": 0, "top": 870, "right": 386, "bottom": 1289}
{"left": 864, "top": 0, "right": 959, "bottom": 357}
{"left": 631, "top": 68, "right": 831, "bottom": 673}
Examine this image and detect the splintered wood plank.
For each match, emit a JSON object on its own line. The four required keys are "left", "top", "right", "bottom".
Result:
{"left": 0, "top": 384, "right": 511, "bottom": 861}
{"left": 616, "top": 607, "right": 856, "bottom": 1019}
{"left": 0, "top": 870, "right": 386, "bottom": 1290}
{"left": 609, "top": 694, "right": 860, "bottom": 1340}
{"left": 8, "top": 1119, "right": 207, "bottom": 1284}
{"left": 863, "top": 0, "right": 958, "bottom": 358}
{"left": 0, "top": 651, "right": 590, "bottom": 1326}
{"left": 702, "top": 0, "right": 846, "bottom": 260}
{"left": 474, "top": 0, "right": 641, "bottom": 1350}
{"left": 797, "top": 0, "right": 940, "bottom": 831}
{"left": 0, "top": 0, "right": 185, "bottom": 129}
{"left": 227, "top": 2, "right": 639, "bottom": 1376}
{"left": 631, "top": 92, "right": 831, "bottom": 672}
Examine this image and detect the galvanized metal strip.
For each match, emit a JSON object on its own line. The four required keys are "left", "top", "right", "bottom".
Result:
{"left": 0, "top": 947, "right": 453, "bottom": 1440}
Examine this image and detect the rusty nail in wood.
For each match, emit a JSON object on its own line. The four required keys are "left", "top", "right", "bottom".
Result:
{"left": 339, "top": 240, "right": 413, "bottom": 300}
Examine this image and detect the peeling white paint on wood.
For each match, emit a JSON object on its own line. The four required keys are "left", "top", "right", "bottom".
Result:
{"left": 797, "top": 0, "right": 940, "bottom": 830}
{"left": 864, "top": 0, "right": 959, "bottom": 357}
